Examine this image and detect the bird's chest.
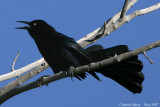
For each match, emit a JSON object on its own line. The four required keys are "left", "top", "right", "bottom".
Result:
{"left": 35, "top": 37, "right": 75, "bottom": 62}
{"left": 36, "top": 39, "right": 80, "bottom": 69}
{"left": 36, "top": 37, "right": 62, "bottom": 55}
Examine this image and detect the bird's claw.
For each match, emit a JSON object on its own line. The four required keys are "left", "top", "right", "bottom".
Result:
{"left": 41, "top": 63, "right": 45, "bottom": 66}
{"left": 37, "top": 75, "right": 50, "bottom": 88}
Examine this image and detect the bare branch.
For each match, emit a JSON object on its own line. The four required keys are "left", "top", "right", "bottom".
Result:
{"left": 77, "top": 0, "right": 138, "bottom": 47}
{"left": 11, "top": 52, "right": 20, "bottom": 71}
{"left": 101, "top": 2, "right": 160, "bottom": 38}
{"left": 0, "top": 64, "right": 49, "bottom": 96}
{"left": 143, "top": 52, "right": 154, "bottom": 64}
{"left": 0, "top": 58, "right": 46, "bottom": 82}
{"left": 120, "top": 0, "right": 130, "bottom": 20}
{"left": 127, "top": 3, "right": 160, "bottom": 21}
{"left": 78, "top": 2, "right": 160, "bottom": 48}
{"left": 0, "top": 40, "right": 160, "bottom": 104}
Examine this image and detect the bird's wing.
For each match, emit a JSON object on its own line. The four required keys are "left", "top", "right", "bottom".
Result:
{"left": 56, "top": 33, "right": 101, "bottom": 81}
{"left": 57, "top": 33, "right": 93, "bottom": 62}
{"left": 85, "top": 44, "right": 103, "bottom": 52}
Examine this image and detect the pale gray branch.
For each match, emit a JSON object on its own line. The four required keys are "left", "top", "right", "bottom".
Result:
{"left": 127, "top": 3, "right": 160, "bottom": 21}
{"left": 77, "top": 0, "right": 138, "bottom": 47}
{"left": 0, "top": 58, "right": 46, "bottom": 82}
{"left": 0, "top": 64, "right": 49, "bottom": 96}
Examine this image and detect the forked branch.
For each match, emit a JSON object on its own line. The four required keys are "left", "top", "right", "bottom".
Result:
{"left": 120, "top": 0, "right": 130, "bottom": 20}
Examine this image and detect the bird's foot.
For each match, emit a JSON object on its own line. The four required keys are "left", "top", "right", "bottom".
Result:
{"left": 37, "top": 75, "right": 50, "bottom": 88}
{"left": 69, "top": 66, "right": 75, "bottom": 81}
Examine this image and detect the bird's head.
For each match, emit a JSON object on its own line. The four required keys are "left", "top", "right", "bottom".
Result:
{"left": 16, "top": 20, "right": 55, "bottom": 39}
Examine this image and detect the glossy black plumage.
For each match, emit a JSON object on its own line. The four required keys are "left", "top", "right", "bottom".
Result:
{"left": 87, "top": 45, "right": 144, "bottom": 93}
{"left": 16, "top": 20, "right": 144, "bottom": 93}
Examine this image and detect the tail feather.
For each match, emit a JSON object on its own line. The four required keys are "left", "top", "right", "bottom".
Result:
{"left": 113, "top": 64, "right": 144, "bottom": 83}
{"left": 113, "top": 60, "right": 144, "bottom": 83}
{"left": 99, "top": 67, "right": 143, "bottom": 94}
{"left": 119, "top": 60, "right": 143, "bottom": 72}
{"left": 87, "top": 45, "right": 144, "bottom": 93}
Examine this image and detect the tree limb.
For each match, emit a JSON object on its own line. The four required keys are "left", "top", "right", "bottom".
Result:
{"left": 99, "top": 2, "right": 160, "bottom": 41}
{"left": 77, "top": 0, "right": 138, "bottom": 47}
{"left": 0, "top": 58, "right": 46, "bottom": 82}
{"left": 0, "top": 40, "right": 160, "bottom": 104}
{"left": 127, "top": 3, "right": 160, "bottom": 21}
{"left": 0, "top": 64, "right": 49, "bottom": 96}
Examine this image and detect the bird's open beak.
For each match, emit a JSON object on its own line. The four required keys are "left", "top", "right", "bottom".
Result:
{"left": 15, "top": 21, "right": 30, "bottom": 30}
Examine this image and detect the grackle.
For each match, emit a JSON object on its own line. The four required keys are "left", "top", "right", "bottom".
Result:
{"left": 16, "top": 20, "right": 144, "bottom": 94}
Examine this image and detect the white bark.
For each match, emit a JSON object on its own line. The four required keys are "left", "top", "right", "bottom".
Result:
{"left": 0, "top": 58, "right": 45, "bottom": 82}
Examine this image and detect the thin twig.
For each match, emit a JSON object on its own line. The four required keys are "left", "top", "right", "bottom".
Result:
{"left": 11, "top": 52, "right": 20, "bottom": 71}
{"left": 143, "top": 52, "right": 154, "bottom": 64}
{"left": 77, "top": 0, "right": 138, "bottom": 47}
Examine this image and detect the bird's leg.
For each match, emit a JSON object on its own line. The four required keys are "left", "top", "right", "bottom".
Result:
{"left": 37, "top": 75, "right": 50, "bottom": 87}
{"left": 68, "top": 66, "right": 75, "bottom": 81}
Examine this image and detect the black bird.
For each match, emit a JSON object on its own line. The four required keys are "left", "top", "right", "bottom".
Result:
{"left": 16, "top": 20, "right": 144, "bottom": 94}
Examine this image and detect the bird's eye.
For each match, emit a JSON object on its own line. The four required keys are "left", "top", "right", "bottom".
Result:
{"left": 33, "top": 23, "right": 37, "bottom": 26}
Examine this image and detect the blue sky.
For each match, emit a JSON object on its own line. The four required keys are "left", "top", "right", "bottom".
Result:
{"left": 0, "top": 0, "right": 160, "bottom": 107}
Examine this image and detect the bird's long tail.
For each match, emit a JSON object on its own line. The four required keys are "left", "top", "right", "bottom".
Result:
{"left": 86, "top": 45, "right": 144, "bottom": 94}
